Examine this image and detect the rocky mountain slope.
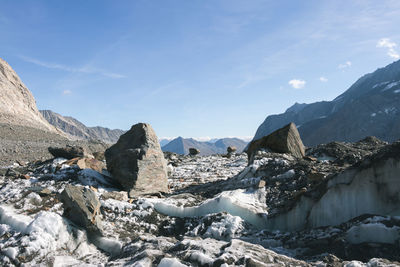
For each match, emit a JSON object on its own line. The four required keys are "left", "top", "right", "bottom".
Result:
{"left": 0, "top": 59, "right": 108, "bottom": 166}
{"left": 40, "top": 110, "right": 125, "bottom": 143}
{"left": 0, "top": 58, "right": 57, "bottom": 133}
{"left": 253, "top": 59, "right": 400, "bottom": 146}
{"left": 161, "top": 137, "right": 247, "bottom": 155}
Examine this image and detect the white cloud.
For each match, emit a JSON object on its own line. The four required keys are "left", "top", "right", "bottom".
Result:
{"left": 288, "top": 79, "right": 306, "bottom": 89}
{"left": 19, "top": 55, "right": 125, "bottom": 79}
{"left": 377, "top": 38, "right": 397, "bottom": 49}
{"left": 62, "top": 90, "right": 72, "bottom": 95}
{"left": 338, "top": 61, "right": 352, "bottom": 69}
{"left": 377, "top": 38, "right": 400, "bottom": 59}
{"left": 319, "top": 76, "right": 328, "bottom": 82}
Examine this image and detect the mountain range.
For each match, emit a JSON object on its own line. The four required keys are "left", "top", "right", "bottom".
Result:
{"left": 252, "top": 59, "right": 400, "bottom": 147}
{"left": 161, "top": 136, "right": 247, "bottom": 155}
{"left": 40, "top": 110, "right": 125, "bottom": 143}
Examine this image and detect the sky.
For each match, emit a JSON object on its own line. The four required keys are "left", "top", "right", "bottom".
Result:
{"left": 1, "top": 0, "right": 400, "bottom": 139}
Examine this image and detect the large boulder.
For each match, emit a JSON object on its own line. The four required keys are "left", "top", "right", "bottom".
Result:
{"left": 60, "top": 185, "right": 103, "bottom": 235}
{"left": 48, "top": 145, "right": 86, "bottom": 159}
{"left": 247, "top": 122, "right": 305, "bottom": 162}
{"left": 105, "top": 123, "right": 168, "bottom": 197}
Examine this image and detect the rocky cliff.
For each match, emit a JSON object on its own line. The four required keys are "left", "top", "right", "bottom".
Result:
{"left": 0, "top": 58, "right": 57, "bottom": 132}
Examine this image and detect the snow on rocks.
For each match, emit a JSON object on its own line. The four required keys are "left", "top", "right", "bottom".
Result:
{"left": 1, "top": 139, "right": 400, "bottom": 265}
{"left": 167, "top": 153, "right": 247, "bottom": 190}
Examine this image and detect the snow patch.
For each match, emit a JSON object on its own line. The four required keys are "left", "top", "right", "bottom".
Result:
{"left": 151, "top": 189, "right": 268, "bottom": 228}
{"left": 190, "top": 251, "right": 214, "bottom": 265}
{"left": 158, "top": 258, "right": 188, "bottom": 267}
{"left": 382, "top": 81, "right": 400, "bottom": 91}
{"left": 346, "top": 223, "right": 400, "bottom": 244}
{"left": 78, "top": 169, "right": 113, "bottom": 187}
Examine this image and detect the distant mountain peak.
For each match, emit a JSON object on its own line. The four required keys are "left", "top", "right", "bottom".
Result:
{"left": 161, "top": 137, "right": 248, "bottom": 155}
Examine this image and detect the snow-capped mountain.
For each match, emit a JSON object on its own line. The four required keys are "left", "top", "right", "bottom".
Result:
{"left": 252, "top": 59, "right": 400, "bottom": 146}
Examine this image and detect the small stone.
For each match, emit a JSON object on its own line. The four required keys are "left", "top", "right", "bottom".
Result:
{"left": 257, "top": 180, "right": 266, "bottom": 188}
{"left": 307, "top": 171, "right": 325, "bottom": 182}
{"left": 5, "top": 168, "right": 19, "bottom": 178}
{"left": 38, "top": 188, "right": 52, "bottom": 196}
{"left": 102, "top": 191, "right": 128, "bottom": 202}
{"left": 189, "top": 148, "right": 200, "bottom": 156}
{"left": 304, "top": 156, "right": 317, "bottom": 161}
{"left": 18, "top": 174, "right": 30, "bottom": 180}
{"left": 227, "top": 146, "right": 237, "bottom": 154}
{"left": 93, "top": 151, "right": 105, "bottom": 161}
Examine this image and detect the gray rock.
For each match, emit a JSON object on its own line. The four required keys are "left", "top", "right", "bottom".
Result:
{"left": 102, "top": 191, "right": 129, "bottom": 202}
{"left": 247, "top": 122, "right": 305, "bottom": 163}
{"left": 227, "top": 146, "right": 237, "bottom": 154}
{"left": 189, "top": 148, "right": 200, "bottom": 156}
{"left": 48, "top": 145, "right": 86, "bottom": 159}
{"left": 60, "top": 185, "right": 103, "bottom": 235}
{"left": 105, "top": 123, "right": 168, "bottom": 197}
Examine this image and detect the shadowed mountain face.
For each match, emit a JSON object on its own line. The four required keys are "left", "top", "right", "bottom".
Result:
{"left": 162, "top": 137, "right": 248, "bottom": 155}
{"left": 40, "top": 110, "right": 125, "bottom": 143}
{"left": 252, "top": 59, "right": 400, "bottom": 147}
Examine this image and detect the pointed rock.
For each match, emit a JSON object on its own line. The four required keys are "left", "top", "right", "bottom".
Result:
{"left": 105, "top": 123, "right": 168, "bottom": 197}
{"left": 247, "top": 122, "right": 305, "bottom": 162}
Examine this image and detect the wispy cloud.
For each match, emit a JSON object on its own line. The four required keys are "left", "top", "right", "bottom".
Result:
{"left": 19, "top": 55, "right": 125, "bottom": 79}
{"left": 288, "top": 79, "right": 306, "bottom": 89}
{"left": 338, "top": 61, "right": 352, "bottom": 69}
{"left": 319, "top": 76, "right": 328, "bottom": 82}
{"left": 62, "top": 90, "right": 72, "bottom": 95}
{"left": 377, "top": 38, "right": 400, "bottom": 59}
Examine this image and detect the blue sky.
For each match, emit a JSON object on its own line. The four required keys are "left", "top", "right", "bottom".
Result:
{"left": 1, "top": 0, "right": 400, "bottom": 139}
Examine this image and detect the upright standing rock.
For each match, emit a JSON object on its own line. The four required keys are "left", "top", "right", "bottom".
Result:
{"left": 105, "top": 123, "right": 168, "bottom": 197}
{"left": 247, "top": 122, "right": 305, "bottom": 163}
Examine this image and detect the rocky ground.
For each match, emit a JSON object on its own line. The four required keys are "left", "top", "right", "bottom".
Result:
{"left": 0, "top": 123, "right": 109, "bottom": 166}
{"left": 1, "top": 137, "right": 400, "bottom": 266}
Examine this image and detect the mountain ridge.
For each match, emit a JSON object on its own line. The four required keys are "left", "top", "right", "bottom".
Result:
{"left": 40, "top": 110, "right": 125, "bottom": 143}
{"left": 252, "top": 59, "right": 400, "bottom": 146}
{"left": 162, "top": 136, "right": 247, "bottom": 155}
